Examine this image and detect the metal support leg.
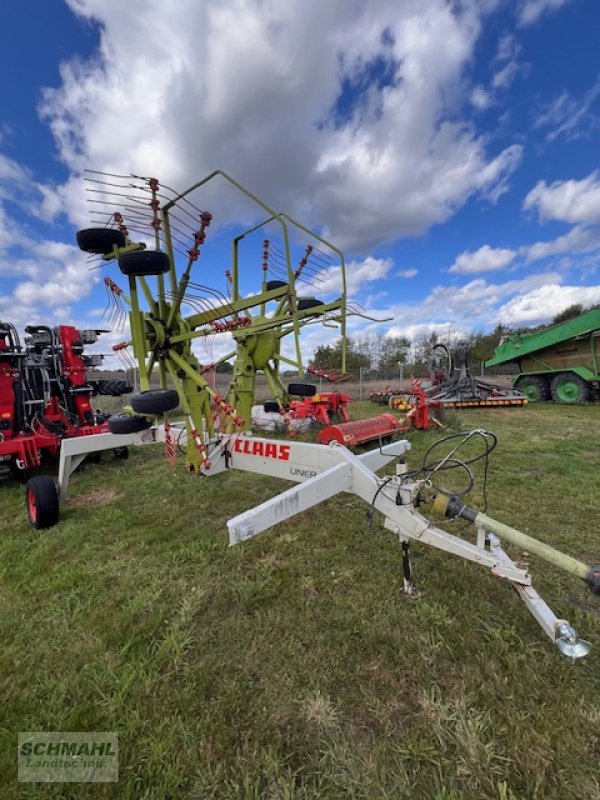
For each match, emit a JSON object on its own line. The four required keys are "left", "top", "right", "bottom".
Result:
{"left": 401, "top": 540, "right": 420, "bottom": 598}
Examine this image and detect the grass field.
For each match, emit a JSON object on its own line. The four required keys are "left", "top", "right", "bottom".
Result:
{"left": 1, "top": 401, "right": 600, "bottom": 798}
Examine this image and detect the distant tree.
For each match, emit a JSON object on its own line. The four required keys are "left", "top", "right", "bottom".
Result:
{"left": 378, "top": 335, "right": 410, "bottom": 375}
{"left": 469, "top": 325, "right": 507, "bottom": 362}
{"left": 215, "top": 361, "right": 233, "bottom": 373}
{"left": 552, "top": 303, "right": 583, "bottom": 325}
{"left": 311, "top": 336, "right": 371, "bottom": 371}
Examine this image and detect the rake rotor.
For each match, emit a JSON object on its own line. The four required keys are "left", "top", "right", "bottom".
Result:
{"left": 77, "top": 170, "right": 350, "bottom": 470}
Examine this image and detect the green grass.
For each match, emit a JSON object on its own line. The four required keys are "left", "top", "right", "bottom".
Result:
{"left": 1, "top": 402, "right": 600, "bottom": 798}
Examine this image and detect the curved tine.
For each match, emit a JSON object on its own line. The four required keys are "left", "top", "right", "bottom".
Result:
{"left": 309, "top": 250, "right": 333, "bottom": 266}
{"left": 85, "top": 168, "right": 136, "bottom": 179}
{"left": 150, "top": 180, "right": 208, "bottom": 216}
{"left": 308, "top": 245, "right": 334, "bottom": 260}
{"left": 186, "top": 280, "right": 232, "bottom": 304}
{"left": 124, "top": 211, "right": 192, "bottom": 243}
{"left": 296, "top": 277, "right": 325, "bottom": 292}
{"left": 187, "top": 281, "right": 231, "bottom": 305}
{"left": 167, "top": 292, "right": 201, "bottom": 314}
{"left": 268, "top": 266, "right": 288, "bottom": 278}
{"left": 135, "top": 186, "right": 202, "bottom": 226}
{"left": 85, "top": 188, "right": 139, "bottom": 201}
{"left": 188, "top": 293, "right": 235, "bottom": 319}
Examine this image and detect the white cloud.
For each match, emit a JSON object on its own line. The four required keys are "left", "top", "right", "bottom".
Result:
{"left": 449, "top": 244, "right": 516, "bottom": 274}
{"left": 517, "top": 0, "right": 573, "bottom": 26}
{"left": 492, "top": 60, "right": 520, "bottom": 90}
{"left": 385, "top": 322, "right": 470, "bottom": 343}
{"left": 524, "top": 172, "right": 600, "bottom": 225}
{"left": 495, "top": 284, "right": 600, "bottom": 324}
{"left": 299, "top": 256, "right": 393, "bottom": 297}
{"left": 524, "top": 225, "right": 600, "bottom": 261}
{"left": 533, "top": 77, "right": 600, "bottom": 142}
{"left": 35, "top": 0, "right": 522, "bottom": 251}
{"left": 396, "top": 268, "right": 418, "bottom": 278}
{"left": 471, "top": 86, "right": 492, "bottom": 110}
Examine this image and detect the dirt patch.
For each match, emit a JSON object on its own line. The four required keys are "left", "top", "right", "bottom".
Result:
{"left": 68, "top": 488, "right": 121, "bottom": 508}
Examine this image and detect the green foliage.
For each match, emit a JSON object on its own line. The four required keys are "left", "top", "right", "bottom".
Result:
{"left": 552, "top": 303, "right": 584, "bottom": 325}
{"left": 469, "top": 325, "right": 508, "bottom": 362}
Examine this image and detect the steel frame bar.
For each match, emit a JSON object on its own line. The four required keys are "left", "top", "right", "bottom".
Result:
{"left": 203, "top": 434, "right": 581, "bottom": 652}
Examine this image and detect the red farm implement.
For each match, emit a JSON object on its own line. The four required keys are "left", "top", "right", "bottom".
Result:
{"left": 0, "top": 321, "right": 130, "bottom": 512}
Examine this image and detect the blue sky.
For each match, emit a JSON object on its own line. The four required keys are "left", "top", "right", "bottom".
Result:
{"left": 1, "top": 0, "right": 599, "bottom": 363}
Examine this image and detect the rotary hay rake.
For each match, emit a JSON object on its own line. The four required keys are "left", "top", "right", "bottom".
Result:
{"left": 26, "top": 170, "right": 600, "bottom": 660}
{"left": 78, "top": 169, "right": 363, "bottom": 470}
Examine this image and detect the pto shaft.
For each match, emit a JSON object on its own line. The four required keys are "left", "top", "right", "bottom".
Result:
{"left": 432, "top": 494, "right": 600, "bottom": 594}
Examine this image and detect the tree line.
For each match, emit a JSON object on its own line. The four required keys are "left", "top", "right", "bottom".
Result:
{"left": 310, "top": 303, "right": 595, "bottom": 376}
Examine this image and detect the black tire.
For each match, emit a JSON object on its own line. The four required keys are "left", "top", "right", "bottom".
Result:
{"left": 266, "top": 280, "right": 287, "bottom": 291}
{"left": 76, "top": 228, "right": 126, "bottom": 254}
{"left": 113, "top": 447, "right": 129, "bottom": 460}
{"left": 288, "top": 383, "right": 317, "bottom": 397}
{"left": 550, "top": 372, "right": 590, "bottom": 404}
{"left": 118, "top": 250, "right": 170, "bottom": 276}
{"left": 263, "top": 401, "right": 280, "bottom": 413}
{"left": 25, "top": 476, "right": 59, "bottom": 529}
{"left": 298, "top": 297, "right": 325, "bottom": 311}
{"left": 515, "top": 375, "right": 550, "bottom": 402}
{"left": 131, "top": 389, "right": 179, "bottom": 415}
{"left": 107, "top": 413, "right": 151, "bottom": 434}
{"left": 92, "top": 379, "right": 132, "bottom": 396}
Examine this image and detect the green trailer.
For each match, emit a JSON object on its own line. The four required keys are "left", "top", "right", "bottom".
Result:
{"left": 486, "top": 307, "right": 600, "bottom": 403}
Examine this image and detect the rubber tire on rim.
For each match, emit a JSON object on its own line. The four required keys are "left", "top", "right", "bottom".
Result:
{"left": 76, "top": 228, "right": 126, "bottom": 254}
{"left": 514, "top": 375, "right": 550, "bottom": 402}
{"left": 131, "top": 389, "right": 179, "bottom": 414}
{"left": 298, "top": 297, "right": 325, "bottom": 311}
{"left": 107, "top": 413, "right": 151, "bottom": 434}
{"left": 25, "top": 476, "right": 59, "bottom": 529}
{"left": 266, "top": 280, "right": 287, "bottom": 291}
{"left": 92, "top": 379, "right": 132, "bottom": 396}
{"left": 288, "top": 383, "right": 317, "bottom": 397}
{"left": 550, "top": 372, "right": 589, "bottom": 404}
{"left": 118, "top": 250, "right": 171, "bottom": 276}
{"left": 263, "top": 401, "right": 280, "bottom": 413}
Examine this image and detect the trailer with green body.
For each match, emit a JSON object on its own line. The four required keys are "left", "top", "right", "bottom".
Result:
{"left": 485, "top": 307, "right": 600, "bottom": 403}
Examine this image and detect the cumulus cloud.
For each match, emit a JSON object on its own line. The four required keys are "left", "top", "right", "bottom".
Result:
{"left": 299, "top": 256, "right": 393, "bottom": 297}
{"left": 35, "top": 0, "right": 522, "bottom": 251}
{"left": 517, "top": 0, "right": 573, "bottom": 26}
{"left": 495, "top": 283, "right": 600, "bottom": 324}
{"left": 524, "top": 172, "right": 600, "bottom": 225}
{"left": 449, "top": 244, "right": 516, "bottom": 274}
{"left": 524, "top": 225, "right": 600, "bottom": 262}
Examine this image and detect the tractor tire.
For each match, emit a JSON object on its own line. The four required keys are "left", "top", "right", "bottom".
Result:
{"left": 515, "top": 375, "right": 550, "bottom": 402}
{"left": 107, "top": 413, "right": 151, "bottom": 434}
{"left": 288, "top": 383, "right": 317, "bottom": 397}
{"left": 131, "top": 389, "right": 179, "bottom": 414}
{"left": 25, "top": 476, "right": 59, "bottom": 529}
{"left": 266, "top": 280, "right": 287, "bottom": 291}
{"left": 550, "top": 372, "right": 590, "bottom": 404}
{"left": 298, "top": 297, "right": 325, "bottom": 311}
{"left": 91, "top": 379, "right": 132, "bottom": 396}
{"left": 76, "top": 228, "right": 126, "bottom": 254}
{"left": 263, "top": 401, "right": 280, "bottom": 413}
{"left": 118, "top": 250, "right": 171, "bottom": 276}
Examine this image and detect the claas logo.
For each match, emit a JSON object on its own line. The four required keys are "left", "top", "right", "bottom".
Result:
{"left": 233, "top": 438, "right": 290, "bottom": 461}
